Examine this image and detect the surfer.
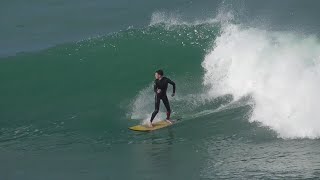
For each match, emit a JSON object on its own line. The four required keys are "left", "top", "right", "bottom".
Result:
{"left": 149, "top": 69, "right": 176, "bottom": 127}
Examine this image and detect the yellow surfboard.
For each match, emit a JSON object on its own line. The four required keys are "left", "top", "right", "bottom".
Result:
{"left": 129, "top": 120, "right": 173, "bottom": 131}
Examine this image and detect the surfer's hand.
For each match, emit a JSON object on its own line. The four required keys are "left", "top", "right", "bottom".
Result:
{"left": 171, "top": 93, "right": 175, "bottom": 97}
{"left": 157, "top": 89, "right": 161, "bottom": 94}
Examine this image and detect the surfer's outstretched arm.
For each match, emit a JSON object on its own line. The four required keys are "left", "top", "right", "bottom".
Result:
{"left": 167, "top": 78, "right": 176, "bottom": 96}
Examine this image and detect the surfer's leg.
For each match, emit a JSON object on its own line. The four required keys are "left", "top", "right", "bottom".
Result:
{"left": 162, "top": 95, "right": 171, "bottom": 120}
{"left": 150, "top": 95, "right": 160, "bottom": 122}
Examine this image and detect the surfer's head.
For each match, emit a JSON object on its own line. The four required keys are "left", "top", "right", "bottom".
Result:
{"left": 155, "top": 69, "right": 164, "bottom": 79}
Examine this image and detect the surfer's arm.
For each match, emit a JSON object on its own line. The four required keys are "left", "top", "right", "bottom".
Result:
{"left": 168, "top": 79, "right": 176, "bottom": 94}
{"left": 153, "top": 80, "right": 157, "bottom": 93}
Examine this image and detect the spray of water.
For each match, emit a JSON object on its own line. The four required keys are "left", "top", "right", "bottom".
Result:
{"left": 203, "top": 22, "right": 320, "bottom": 139}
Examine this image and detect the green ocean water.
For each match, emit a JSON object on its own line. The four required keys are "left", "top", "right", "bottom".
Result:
{"left": 3, "top": 0, "right": 320, "bottom": 179}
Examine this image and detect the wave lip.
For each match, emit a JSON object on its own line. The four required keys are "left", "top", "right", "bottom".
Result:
{"left": 149, "top": 11, "right": 220, "bottom": 27}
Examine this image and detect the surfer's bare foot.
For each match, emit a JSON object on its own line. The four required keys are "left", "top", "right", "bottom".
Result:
{"left": 147, "top": 121, "right": 153, "bottom": 128}
{"left": 166, "top": 120, "right": 173, "bottom": 124}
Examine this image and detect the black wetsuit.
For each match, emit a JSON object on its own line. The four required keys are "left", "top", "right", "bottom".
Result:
{"left": 150, "top": 77, "right": 176, "bottom": 122}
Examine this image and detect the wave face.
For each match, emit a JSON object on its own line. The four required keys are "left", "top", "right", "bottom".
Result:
{"left": 0, "top": 16, "right": 219, "bottom": 145}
